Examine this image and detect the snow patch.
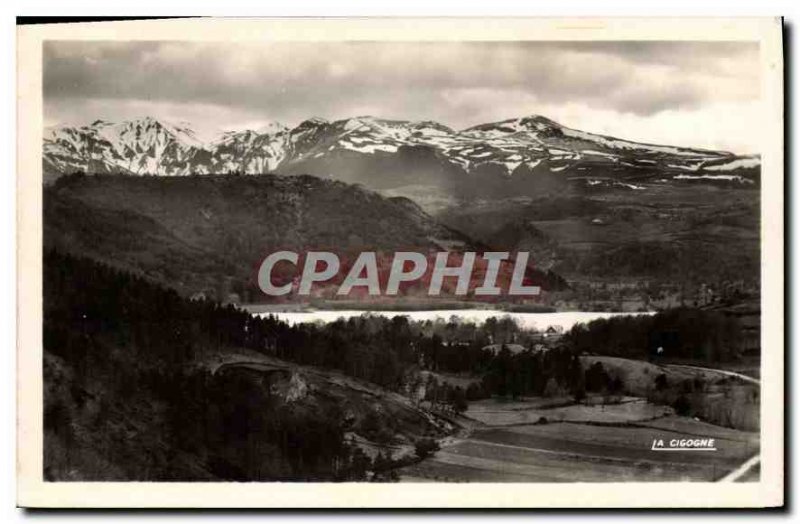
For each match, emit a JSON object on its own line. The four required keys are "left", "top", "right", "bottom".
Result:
{"left": 705, "top": 157, "right": 760, "bottom": 171}
{"left": 674, "top": 174, "right": 754, "bottom": 184}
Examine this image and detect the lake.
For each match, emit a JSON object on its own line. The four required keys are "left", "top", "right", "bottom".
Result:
{"left": 256, "top": 309, "right": 652, "bottom": 331}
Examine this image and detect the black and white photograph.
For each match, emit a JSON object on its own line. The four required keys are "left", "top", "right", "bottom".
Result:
{"left": 15, "top": 17, "right": 785, "bottom": 508}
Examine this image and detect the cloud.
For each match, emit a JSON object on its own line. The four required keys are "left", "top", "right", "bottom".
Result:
{"left": 43, "top": 40, "right": 760, "bottom": 152}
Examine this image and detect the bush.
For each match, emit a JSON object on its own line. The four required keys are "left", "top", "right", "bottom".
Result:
{"left": 573, "top": 387, "right": 586, "bottom": 403}
{"left": 465, "top": 382, "right": 487, "bottom": 401}
{"left": 414, "top": 438, "right": 440, "bottom": 460}
{"left": 673, "top": 394, "right": 692, "bottom": 416}
{"left": 543, "top": 378, "right": 563, "bottom": 398}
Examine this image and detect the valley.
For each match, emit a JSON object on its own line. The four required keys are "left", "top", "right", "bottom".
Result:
{"left": 42, "top": 113, "right": 761, "bottom": 311}
{"left": 400, "top": 410, "right": 759, "bottom": 482}
{"left": 42, "top": 249, "right": 761, "bottom": 482}
{"left": 40, "top": 112, "right": 763, "bottom": 485}
{"left": 434, "top": 183, "right": 760, "bottom": 311}
{"left": 399, "top": 355, "right": 759, "bottom": 483}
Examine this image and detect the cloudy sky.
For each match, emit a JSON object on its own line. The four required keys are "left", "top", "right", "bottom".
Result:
{"left": 44, "top": 40, "right": 761, "bottom": 153}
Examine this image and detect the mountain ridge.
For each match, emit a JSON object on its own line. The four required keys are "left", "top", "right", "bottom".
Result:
{"left": 44, "top": 173, "right": 566, "bottom": 303}
{"left": 43, "top": 114, "right": 760, "bottom": 191}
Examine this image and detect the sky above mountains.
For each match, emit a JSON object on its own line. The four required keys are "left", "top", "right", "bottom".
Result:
{"left": 44, "top": 40, "right": 760, "bottom": 153}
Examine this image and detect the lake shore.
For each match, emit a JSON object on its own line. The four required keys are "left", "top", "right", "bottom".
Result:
{"left": 248, "top": 308, "right": 654, "bottom": 332}
{"left": 241, "top": 300, "right": 558, "bottom": 314}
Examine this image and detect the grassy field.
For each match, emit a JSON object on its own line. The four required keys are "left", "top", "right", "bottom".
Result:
{"left": 400, "top": 394, "right": 759, "bottom": 482}
{"left": 465, "top": 397, "right": 671, "bottom": 426}
{"left": 577, "top": 356, "right": 760, "bottom": 431}
{"left": 578, "top": 355, "right": 732, "bottom": 395}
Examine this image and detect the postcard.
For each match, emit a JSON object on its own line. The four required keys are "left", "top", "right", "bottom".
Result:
{"left": 16, "top": 17, "right": 784, "bottom": 508}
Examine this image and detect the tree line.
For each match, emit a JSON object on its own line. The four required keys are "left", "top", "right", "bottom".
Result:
{"left": 563, "top": 308, "right": 745, "bottom": 363}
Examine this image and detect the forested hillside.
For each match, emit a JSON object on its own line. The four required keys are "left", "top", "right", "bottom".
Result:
{"left": 44, "top": 173, "right": 567, "bottom": 304}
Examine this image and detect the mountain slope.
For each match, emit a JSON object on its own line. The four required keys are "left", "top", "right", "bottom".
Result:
{"left": 45, "top": 173, "right": 565, "bottom": 304}
{"left": 43, "top": 115, "right": 760, "bottom": 192}
{"left": 43, "top": 250, "right": 454, "bottom": 481}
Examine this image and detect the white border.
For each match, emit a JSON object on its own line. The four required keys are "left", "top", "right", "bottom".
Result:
{"left": 16, "top": 17, "right": 784, "bottom": 508}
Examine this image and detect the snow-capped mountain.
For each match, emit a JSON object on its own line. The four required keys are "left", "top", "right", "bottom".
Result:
{"left": 43, "top": 117, "right": 212, "bottom": 178}
{"left": 43, "top": 115, "right": 760, "bottom": 189}
{"left": 210, "top": 125, "right": 290, "bottom": 173}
